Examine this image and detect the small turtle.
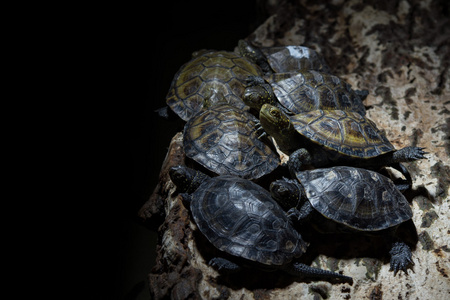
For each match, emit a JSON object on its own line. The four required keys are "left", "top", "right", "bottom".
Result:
{"left": 169, "top": 165, "right": 353, "bottom": 282}
{"left": 238, "top": 40, "right": 330, "bottom": 73}
{"left": 238, "top": 40, "right": 368, "bottom": 115}
{"left": 183, "top": 93, "right": 280, "bottom": 179}
{"left": 166, "top": 50, "right": 263, "bottom": 121}
{"left": 243, "top": 71, "right": 367, "bottom": 116}
{"left": 270, "top": 166, "right": 416, "bottom": 274}
{"left": 259, "top": 104, "right": 426, "bottom": 182}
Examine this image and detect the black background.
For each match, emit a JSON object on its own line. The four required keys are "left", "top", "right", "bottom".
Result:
{"left": 84, "top": 1, "right": 264, "bottom": 299}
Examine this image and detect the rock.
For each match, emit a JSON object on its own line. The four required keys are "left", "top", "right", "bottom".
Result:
{"left": 140, "top": 0, "right": 450, "bottom": 298}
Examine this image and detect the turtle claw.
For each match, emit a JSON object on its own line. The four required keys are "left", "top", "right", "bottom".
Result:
{"left": 287, "top": 207, "right": 301, "bottom": 222}
{"left": 413, "top": 147, "right": 428, "bottom": 159}
{"left": 394, "top": 146, "right": 428, "bottom": 162}
{"left": 255, "top": 121, "right": 268, "bottom": 139}
{"left": 389, "top": 242, "right": 414, "bottom": 275}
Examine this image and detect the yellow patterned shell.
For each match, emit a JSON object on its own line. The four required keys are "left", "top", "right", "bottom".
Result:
{"left": 184, "top": 104, "right": 280, "bottom": 179}
{"left": 166, "top": 51, "right": 262, "bottom": 121}
{"left": 266, "top": 70, "right": 366, "bottom": 116}
{"left": 290, "top": 110, "right": 394, "bottom": 158}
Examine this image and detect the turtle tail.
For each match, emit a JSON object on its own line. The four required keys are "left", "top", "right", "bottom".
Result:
{"left": 283, "top": 262, "right": 353, "bottom": 284}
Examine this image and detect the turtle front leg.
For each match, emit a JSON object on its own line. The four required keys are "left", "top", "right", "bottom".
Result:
{"left": 391, "top": 146, "right": 427, "bottom": 163}
{"left": 389, "top": 242, "right": 414, "bottom": 275}
{"left": 287, "top": 201, "right": 314, "bottom": 225}
{"left": 244, "top": 78, "right": 277, "bottom": 111}
{"left": 288, "top": 148, "right": 313, "bottom": 177}
{"left": 209, "top": 257, "right": 242, "bottom": 273}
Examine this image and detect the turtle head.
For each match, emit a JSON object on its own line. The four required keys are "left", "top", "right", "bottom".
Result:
{"left": 238, "top": 40, "right": 273, "bottom": 74}
{"left": 260, "top": 104, "right": 290, "bottom": 131}
{"left": 243, "top": 80, "right": 276, "bottom": 111}
{"left": 259, "top": 104, "right": 300, "bottom": 152}
{"left": 270, "top": 177, "right": 304, "bottom": 210}
{"left": 169, "top": 165, "right": 209, "bottom": 194}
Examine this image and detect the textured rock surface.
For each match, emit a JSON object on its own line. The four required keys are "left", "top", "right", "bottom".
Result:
{"left": 140, "top": 0, "right": 450, "bottom": 299}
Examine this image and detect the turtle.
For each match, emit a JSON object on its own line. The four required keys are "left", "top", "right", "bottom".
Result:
{"left": 258, "top": 104, "right": 426, "bottom": 183}
{"left": 183, "top": 93, "right": 280, "bottom": 179}
{"left": 270, "top": 166, "right": 416, "bottom": 274}
{"left": 243, "top": 71, "right": 368, "bottom": 116}
{"left": 238, "top": 39, "right": 331, "bottom": 74}
{"left": 169, "top": 165, "right": 353, "bottom": 282}
{"left": 238, "top": 40, "right": 368, "bottom": 116}
{"left": 166, "top": 50, "right": 263, "bottom": 121}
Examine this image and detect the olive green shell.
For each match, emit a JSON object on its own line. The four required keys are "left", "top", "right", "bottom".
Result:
{"left": 296, "top": 166, "right": 413, "bottom": 231}
{"left": 260, "top": 45, "right": 330, "bottom": 73}
{"left": 266, "top": 70, "right": 366, "bottom": 116}
{"left": 166, "top": 51, "right": 263, "bottom": 121}
{"left": 290, "top": 109, "right": 394, "bottom": 158}
{"left": 184, "top": 104, "right": 280, "bottom": 179}
{"left": 191, "top": 175, "right": 307, "bottom": 265}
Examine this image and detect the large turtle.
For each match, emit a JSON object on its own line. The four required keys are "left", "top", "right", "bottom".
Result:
{"left": 270, "top": 166, "right": 416, "bottom": 274}
{"left": 243, "top": 71, "right": 367, "bottom": 116}
{"left": 259, "top": 104, "right": 426, "bottom": 182}
{"left": 166, "top": 50, "right": 263, "bottom": 121}
{"left": 169, "top": 165, "right": 353, "bottom": 282}
{"left": 238, "top": 39, "right": 331, "bottom": 74}
{"left": 183, "top": 94, "right": 280, "bottom": 179}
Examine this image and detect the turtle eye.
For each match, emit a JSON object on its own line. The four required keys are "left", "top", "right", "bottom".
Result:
{"left": 270, "top": 108, "right": 280, "bottom": 118}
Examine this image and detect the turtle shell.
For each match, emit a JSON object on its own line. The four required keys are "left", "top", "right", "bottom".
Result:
{"left": 166, "top": 51, "right": 263, "bottom": 121}
{"left": 265, "top": 70, "right": 366, "bottom": 116}
{"left": 290, "top": 109, "right": 394, "bottom": 158}
{"left": 296, "top": 166, "right": 413, "bottom": 231}
{"left": 184, "top": 104, "right": 280, "bottom": 179}
{"left": 190, "top": 175, "right": 308, "bottom": 265}
{"left": 260, "top": 46, "right": 330, "bottom": 73}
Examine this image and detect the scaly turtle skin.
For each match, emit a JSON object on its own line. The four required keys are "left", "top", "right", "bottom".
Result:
{"left": 238, "top": 40, "right": 330, "bottom": 73}
{"left": 270, "top": 166, "right": 415, "bottom": 274}
{"left": 259, "top": 104, "right": 426, "bottom": 180}
{"left": 243, "top": 71, "right": 367, "bottom": 116}
{"left": 166, "top": 50, "right": 263, "bottom": 121}
{"left": 183, "top": 101, "right": 280, "bottom": 179}
{"left": 169, "top": 165, "right": 353, "bottom": 282}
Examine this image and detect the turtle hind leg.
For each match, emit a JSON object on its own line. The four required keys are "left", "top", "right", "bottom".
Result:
{"left": 283, "top": 262, "right": 353, "bottom": 284}
{"left": 209, "top": 257, "right": 242, "bottom": 273}
{"left": 392, "top": 146, "right": 428, "bottom": 163}
{"left": 389, "top": 242, "right": 414, "bottom": 275}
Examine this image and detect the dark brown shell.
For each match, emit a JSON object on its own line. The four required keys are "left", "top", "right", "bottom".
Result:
{"left": 183, "top": 104, "right": 280, "bottom": 179}
{"left": 290, "top": 109, "right": 394, "bottom": 158}
{"left": 260, "top": 46, "right": 330, "bottom": 73}
{"left": 166, "top": 51, "right": 262, "bottom": 121}
{"left": 191, "top": 175, "right": 308, "bottom": 265}
{"left": 296, "top": 166, "right": 413, "bottom": 231}
{"left": 266, "top": 70, "right": 366, "bottom": 116}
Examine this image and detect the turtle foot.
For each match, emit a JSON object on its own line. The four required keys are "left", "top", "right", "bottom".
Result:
{"left": 288, "top": 148, "right": 312, "bottom": 177}
{"left": 209, "top": 257, "right": 241, "bottom": 273}
{"left": 389, "top": 242, "right": 414, "bottom": 275}
{"left": 394, "top": 146, "right": 428, "bottom": 162}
